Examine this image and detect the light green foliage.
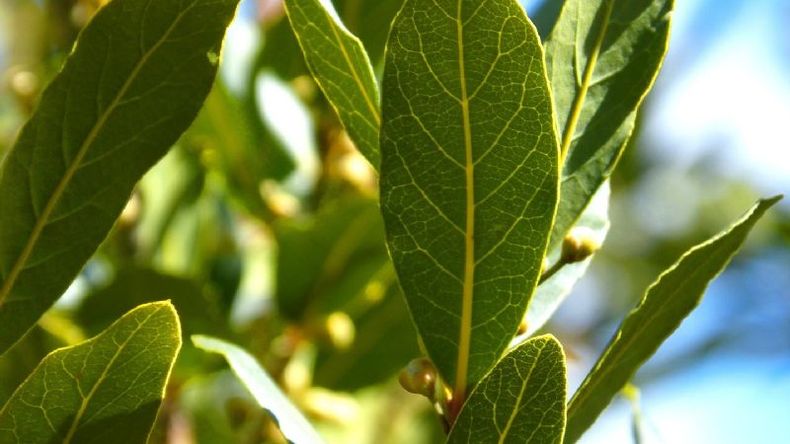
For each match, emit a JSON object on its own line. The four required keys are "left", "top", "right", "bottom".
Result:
{"left": 379, "top": 0, "right": 559, "bottom": 396}
{"left": 546, "top": 0, "right": 673, "bottom": 248}
{"left": 0, "top": 0, "right": 781, "bottom": 441}
{"left": 284, "top": 0, "right": 381, "bottom": 167}
{"left": 0, "top": 302, "right": 181, "bottom": 444}
{"left": 0, "top": 0, "right": 241, "bottom": 355}
{"left": 525, "top": 182, "right": 610, "bottom": 338}
{"left": 274, "top": 197, "right": 388, "bottom": 320}
{"left": 565, "top": 196, "right": 781, "bottom": 442}
{"left": 447, "top": 335, "right": 567, "bottom": 444}
{"left": 193, "top": 335, "right": 324, "bottom": 444}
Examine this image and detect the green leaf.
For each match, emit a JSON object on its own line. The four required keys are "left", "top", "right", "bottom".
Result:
{"left": 447, "top": 335, "right": 567, "bottom": 444}
{"left": 186, "top": 82, "right": 295, "bottom": 219}
{"left": 135, "top": 146, "right": 205, "bottom": 260}
{"left": 0, "top": 326, "right": 64, "bottom": 406}
{"left": 75, "top": 265, "right": 226, "bottom": 338}
{"left": 333, "top": 0, "right": 407, "bottom": 65}
{"left": 274, "top": 197, "right": 386, "bottom": 320}
{"left": 314, "top": 279, "right": 421, "bottom": 391}
{"left": 192, "top": 335, "right": 324, "bottom": 444}
{"left": 284, "top": 0, "right": 381, "bottom": 167}
{"left": 0, "top": 301, "right": 181, "bottom": 444}
{"left": 380, "top": 0, "right": 559, "bottom": 398}
{"left": 523, "top": 181, "right": 610, "bottom": 338}
{"left": 565, "top": 196, "right": 782, "bottom": 442}
{"left": 545, "top": 0, "right": 673, "bottom": 248}
{"left": 0, "top": 0, "right": 240, "bottom": 355}
{"left": 531, "top": 0, "right": 565, "bottom": 40}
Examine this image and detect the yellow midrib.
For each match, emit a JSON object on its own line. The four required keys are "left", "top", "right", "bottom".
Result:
{"left": 497, "top": 342, "right": 545, "bottom": 443}
{"left": 62, "top": 307, "right": 163, "bottom": 443}
{"left": 321, "top": 4, "right": 381, "bottom": 126}
{"left": 454, "top": 0, "right": 475, "bottom": 402}
{"left": 558, "top": 0, "right": 615, "bottom": 163}
{"left": 0, "top": 6, "right": 192, "bottom": 308}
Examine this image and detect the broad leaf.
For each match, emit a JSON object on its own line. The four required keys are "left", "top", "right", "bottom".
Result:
{"left": 380, "top": 0, "right": 559, "bottom": 399}
{"left": 0, "top": 0, "right": 240, "bottom": 355}
{"left": 522, "top": 181, "right": 610, "bottom": 338}
{"left": 192, "top": 335, "right": 324, "bottom": 444}
{"left": 565, "top": 196, "right": 782, "bottom": 442}
{"left": 447, "top": 335, "right": 567, "bottom": 443}
{"left": 529, "top": 0, "right": 565, "bottom": 40}
{"left": 0, "top": 301, "right": 181, "bottom": 443}
{"left": 545, "top": 0, "right": 673, "bottom": 248}
{"left": 284, "top": 0, "right": 381, "bottom": 167}
{"left": 0, "top": 326, "right": 64, "bottom": 406}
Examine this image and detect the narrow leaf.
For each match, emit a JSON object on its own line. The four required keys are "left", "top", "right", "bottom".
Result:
{"left": 447, "top": 335, "right": 567, "bottom": 444}
{"left": 0, "top": 301, "right": 181, "bottom": 444}
{"left": 565, "top": 196, "right": 782, "bottom": 442}
{"left": 192, "top": 335, "right": 324, "bottom": 444}
{"left": 545, "top": 0, "right": 673, "bottom": 248}
{"left": 380, "top": 0, "right": 559, "bottom": 398}
{"left": 0, "top": 0, "right": 240, "bottom": 355}
{"left": 284, "top": 0, "right": 381, "bottom": 167}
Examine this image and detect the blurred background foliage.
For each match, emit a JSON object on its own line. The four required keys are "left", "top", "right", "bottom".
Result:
{"left": 0, "top": 0, "right": 787, "bottom": 443}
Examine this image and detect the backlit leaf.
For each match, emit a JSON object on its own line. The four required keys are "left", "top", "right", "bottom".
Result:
{"left": 545, "top": 0, "right": 673, "bottom": 248}
{"left": 0, "top": 0, "right": 240, "bottom": 355}
{"left": 192, "top": 335, "right": 324, "bottom": 444}
{"left": 522, "top": 181, "right": 610, "bottom": 338}
{"left": 380, "top": 0, "right": 559, "bottom": 398}
{"left": 0, "top": 301, "right": 181, "bottom": 444}
{"left": 284, "top": 0, "right": 381, "bottom": 167}
{"left": 565, "top": 196, "right": 782, "bottom": 442}
{"left": 447, "top": 335, "right": 567, "bottom": 444}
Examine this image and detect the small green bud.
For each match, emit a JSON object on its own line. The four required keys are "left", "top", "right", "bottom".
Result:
{"left": 399, "top": 357, "right": 438, "bottom": 400}
{"left": 561, "top": 227, "right": 601, "bottom": 264}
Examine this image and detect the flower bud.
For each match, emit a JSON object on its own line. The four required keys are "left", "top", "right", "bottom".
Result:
{"left": 398, "top": 357, "right": 438, "bottom": 400}
{"left": 560, "top": 227, "right": 600, "bottom": 264}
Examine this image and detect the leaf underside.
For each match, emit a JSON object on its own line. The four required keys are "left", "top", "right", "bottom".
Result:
{"left": 192, "top": 335, "right": 325, "bottom": 444}
{"left": 546, "top": 0, "right": 673, "bottom": 249}
{"left": 447, "top": 335, "right": 567, "bottom": 444}
{"left": 0, "top": 0, "right": 240, "bottom": 356}
{"left": 284, "top": 0, "right": 381, "bottom": 167}
{"left": 565, "top": 196, "right": 782, "bottom": 442}
{"left": 0, "top": 302, "right": 181, "bottom": 444}
{"left": 380, "top": 0, "right": 559, "bottom": 397}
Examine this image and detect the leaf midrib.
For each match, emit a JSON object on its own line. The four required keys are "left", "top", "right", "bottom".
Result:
{"left": 290, "top": 0, "right": 381, "bottom": 127}
{"left": 326, "top": 15, "right": 381, "bottom": 127}
{"left": 497, "top": 341, "right": 546, "bottom": 443}
{"left": 62, "top": 306, "right": 163, "bottom": 443}
{"left": 558, "top": 0, "right": 615, "bottom": 163}
{"left": 0, "top": 3, "right": 195, "bottom": 308}
{"left": 568, "top": 204, "right": 756, "bottom": 416}
{"left": 454, "top": 0, "right": 476, "bottom": 401}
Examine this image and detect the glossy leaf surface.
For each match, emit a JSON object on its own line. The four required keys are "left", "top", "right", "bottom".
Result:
{"left": 284, "top": 0, "right": 381, "bottom": 167}
{"left": 0, "top": 302, "right": 181, "bottom": 443}
{"left": 545, "top": 0, "right": 673, "bottom": 248}
{"left": 565, "top": 196, "right": 781, "bottom": 442}
{"left": 0, "top": 0, "right": 240, "bottom": 355}
{"left": 380, "top": 0, "right": 559, "bottom": 396}
{"left": 447, "top": 335, "right": 567, "bottom": 444}
{"left": 192, "top": 335, "right": 324, "bottom": 444}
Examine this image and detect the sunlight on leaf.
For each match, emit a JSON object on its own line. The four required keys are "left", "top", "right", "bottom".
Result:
{"left": 0, "top": 301, "right": 181, "bottom": 444}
